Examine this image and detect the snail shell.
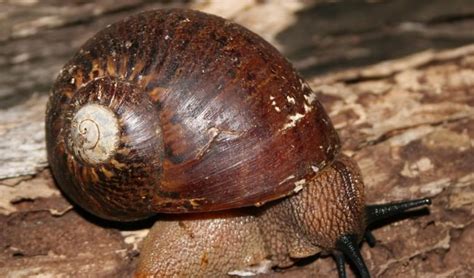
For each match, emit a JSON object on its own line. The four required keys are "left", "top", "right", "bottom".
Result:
{"left": 46, "top": 9, "right": 340, "bottom": 221}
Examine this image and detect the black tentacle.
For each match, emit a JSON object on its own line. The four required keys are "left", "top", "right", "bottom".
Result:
{"left": 365, "top": 198, "right": 431, "bottom": 226}
{"left": 364, "top": 231, "right": 376, "bottom": 247}
{"left": 336, "top": 234, "right": 370, "bottom": 278}
{"left": 333, "top": 252, "right": 347, "bottom": 278}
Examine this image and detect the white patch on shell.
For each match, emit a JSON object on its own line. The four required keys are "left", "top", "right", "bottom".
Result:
{"left": 69, "top": 104, "right": 119, "bottom": 164}
{"left": 286, "top": 95, "right": 296, "bottom": 104}
{"left": 294, "top": 179, "right": 306, "bottom": 186}
{"left": 270, "top": 98, "right": 281, "bottom": 113}
{"left": 311, "top": 165, "right": 320, "bottom": 173}
{"left": 304, "top": 91, "right": 317, "bottom": 104}
{"left": 278, "top": 92, "right": 317, "bottom": 131}
{"left": 164, "top": 34, "right": 170, "bottom": 40}
{"left": 279, "top": 175, "right": 295, "bottom": 185}
{"left": 293, "top": 179, "right": 306, "bottom": 193}
{"left": 70, "top": 77, "right": 75, "bottom": 85}
{"left": 227, "top": 259, "right": 273, "bottom": 277}
{"left": 125, "top": 41, "right": 132, "bottom": 48}
{"left": 280, "top": 113, "right": 305, "bottom": 131}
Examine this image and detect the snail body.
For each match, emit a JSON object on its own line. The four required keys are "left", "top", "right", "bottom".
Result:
{"left": 46, "top": 9, "right": 431, "bottom": 278}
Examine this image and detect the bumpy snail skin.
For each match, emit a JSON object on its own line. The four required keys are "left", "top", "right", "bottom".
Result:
{"left": 265, "top": 154, "right": 366, "bottom": 253}
{"left": 136, "top": 210, "right": 269, "bottom": 278}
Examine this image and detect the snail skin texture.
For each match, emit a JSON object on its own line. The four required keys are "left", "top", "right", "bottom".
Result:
{"left": 46, "top": 9, "right": 431, "bottom": 278}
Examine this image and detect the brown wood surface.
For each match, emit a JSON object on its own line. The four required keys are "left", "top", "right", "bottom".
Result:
{"left": 1, "top": 1, "right": 473, "bottom": 277}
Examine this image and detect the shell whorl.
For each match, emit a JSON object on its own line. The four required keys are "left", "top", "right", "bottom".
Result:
{"left": 69, "top": 104, "right": 119, "bottom": 165}
{"left": 46, "top": 9, "right": 340, "bottom": 221}
{"left": 48, "top": 77, "right": 164, "bottom": 221}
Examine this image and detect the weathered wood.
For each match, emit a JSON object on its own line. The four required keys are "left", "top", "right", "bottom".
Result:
{"left": 0, "top": 1, "right": 473, "bottom": 277}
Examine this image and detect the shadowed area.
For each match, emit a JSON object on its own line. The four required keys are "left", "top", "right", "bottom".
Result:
{"left": 276, "top": 0, "right": 474, "bottom": 76}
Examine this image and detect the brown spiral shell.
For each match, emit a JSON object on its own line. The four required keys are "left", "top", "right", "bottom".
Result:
{"left": 46, "top": 9, "right": 340, "bottom": 221}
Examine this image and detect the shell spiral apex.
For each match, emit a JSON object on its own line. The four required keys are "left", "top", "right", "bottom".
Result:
{"left": 46, "top": 9, "right": 340, "bottom": 221}
{"left": 69, "top": 103, "right": 120, "bottom": 165}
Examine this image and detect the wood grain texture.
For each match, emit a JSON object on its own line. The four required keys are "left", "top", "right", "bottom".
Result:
{"left": 0, "top": 0, "right": 473, "bottom": 277}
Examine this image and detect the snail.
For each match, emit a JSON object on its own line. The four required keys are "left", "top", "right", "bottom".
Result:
{"left": 45, "top": 9, "right": 432, "bottom": 278}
